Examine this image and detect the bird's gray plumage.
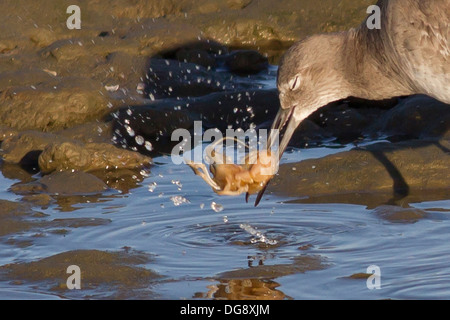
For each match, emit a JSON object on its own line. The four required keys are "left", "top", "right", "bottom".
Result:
{"left": 254, "top": 0, "right": 449, "bottom": 206}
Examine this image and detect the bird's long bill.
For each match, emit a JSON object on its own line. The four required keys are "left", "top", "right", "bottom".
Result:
{"left": 254, "top": 106, "right": 299, "bottom": 206}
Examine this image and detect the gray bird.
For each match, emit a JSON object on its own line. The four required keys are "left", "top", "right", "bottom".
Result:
{"left": 255, "top": 0, "right": 449, "bottom": 206}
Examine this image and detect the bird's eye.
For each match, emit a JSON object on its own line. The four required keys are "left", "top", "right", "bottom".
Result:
{"left": 289, "top": 75, "right": 301, "bottom": 91}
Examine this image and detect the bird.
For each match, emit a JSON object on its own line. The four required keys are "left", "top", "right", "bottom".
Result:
{"left": 254, "top": 0, "right": 449, "bottom": 206}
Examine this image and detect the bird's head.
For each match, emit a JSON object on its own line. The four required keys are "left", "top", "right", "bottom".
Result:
{"left": 254, "top": 34, "right": 350, "bottom": 205}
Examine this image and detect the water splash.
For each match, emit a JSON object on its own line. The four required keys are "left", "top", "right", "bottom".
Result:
{"left": 170, "top": 196, "right": 190, "bottom": 206}
{"left": 239, "top": 223, "right": 278, "bottom": 245}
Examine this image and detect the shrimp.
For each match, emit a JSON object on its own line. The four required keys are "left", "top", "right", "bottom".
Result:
{"left": 186, "top": 138, "right": 277, "bottom": 197}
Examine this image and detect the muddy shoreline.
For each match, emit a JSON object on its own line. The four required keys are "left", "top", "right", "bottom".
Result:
{"left": 0, "top": 0, "right": 449, "bottom": 298}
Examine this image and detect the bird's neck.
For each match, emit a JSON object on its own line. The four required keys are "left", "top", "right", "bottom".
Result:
{"left": 337, "top": 28, "right": 415, "bottom": 100}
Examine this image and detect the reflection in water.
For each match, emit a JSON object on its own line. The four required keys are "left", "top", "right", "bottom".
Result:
{"left": 196, "top": 279, "right": 286, "bottom": 300}
{"left": 0, "top": 146, "right": 449, "bottom": 300}
{"left": 286, "top": 189, "right": 450, "bottom": 209}
{"left": 218, "top": 255, "right": 327, "bottom": 279}
{"left": 195, "top": 254, "right": 327, "bottom": 299}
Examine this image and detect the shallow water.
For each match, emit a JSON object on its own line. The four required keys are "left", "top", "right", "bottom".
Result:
{"left": 1, "top": 0, "right": 448, "bottom": 301}
{"left": 0, "top": 142, "right": 449, "bottom": 300}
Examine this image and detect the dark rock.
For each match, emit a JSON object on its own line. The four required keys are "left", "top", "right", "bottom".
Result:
{"left": 157, "top": 40, "right": 229, "bottom": 61}
{"left": 175, "top": 48, "right": 216, "bottom": 68}
{"left": 222, "top": 50, "right": 269, "bottom": 74}
{"left": 145, "top": 58, "right": 241, "bottom": 99}
{"left": 289, "top": 119, "right": 334, "bottom": 147}
{"left": 303, "top": 97, "right": 399, "bottom": 144}
{"left": 366, "top": 95, "right": 450, "bottom": 139}
{"left": 113, "top": 89, "right": 280, "bottom": 154}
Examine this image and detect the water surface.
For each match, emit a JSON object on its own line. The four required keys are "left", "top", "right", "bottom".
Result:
{"left": 0, "top": 143, "right": 449, "bottom": 300}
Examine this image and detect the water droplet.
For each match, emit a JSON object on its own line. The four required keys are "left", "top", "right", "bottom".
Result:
{"left": 211, "top": 202, "right": 224, "bottom": 212}
{"left": 136, "top": 82, "right": 145, "bottom": 92}
{"left": 170, "top": 195, "right": 190, "bottom": 206}
{"left": 148, "top": 182, "right": 157, "bottom": 192}
{"left": 140, "top": 170, "right": 150, "bottom": 177}
{"left": 171, "top": 180, "right": 182, "bottom": 190}
{"left": 135, "top": 135, "right": 144, "bottom": 145}
{"left": 145, "top": 141, "right": 153, "bottom": 151}
{"left": 125, "top": 125, "right": 135, "bottom": 137}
